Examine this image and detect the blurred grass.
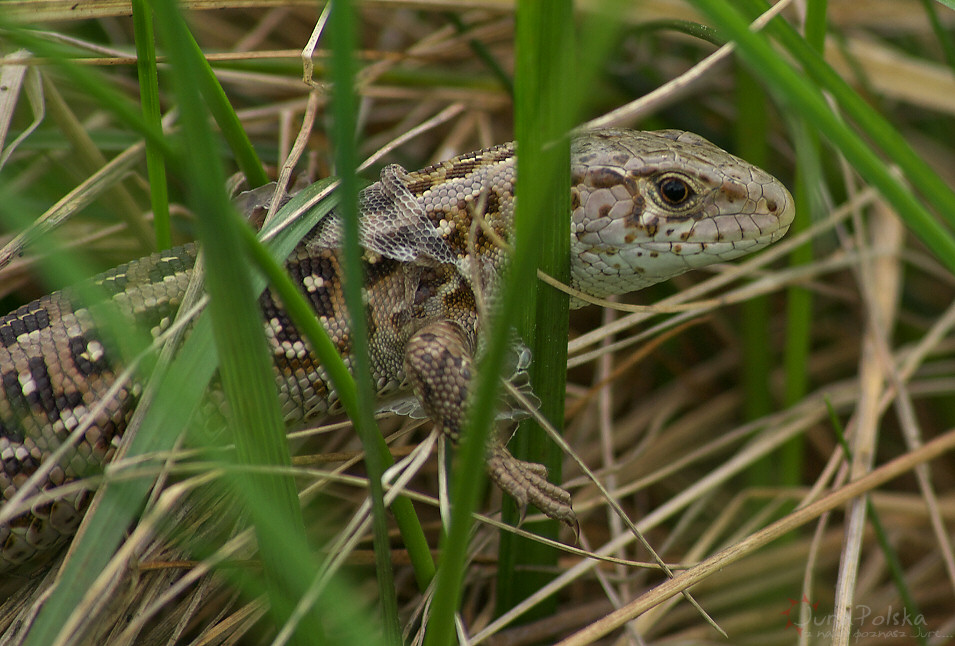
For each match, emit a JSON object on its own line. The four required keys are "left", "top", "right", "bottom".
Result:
{"left": 130, "top": 0, "right": 170, "bottom": 249}
{"left": 494, "top": 0, "right": 575, "bottom": 620}
{"left": 327, "top": 0, "right": 400, "bottom": 639}
{"left": 1, "top": 1, "right": 955, "bottom": 644}
{"left": 422, "top": 0, "right": 578, "bottom": 634}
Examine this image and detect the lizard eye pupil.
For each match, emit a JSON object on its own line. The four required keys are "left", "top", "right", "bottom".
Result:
{"left": 658, "top": 177, "right": 691, "bottom": 205}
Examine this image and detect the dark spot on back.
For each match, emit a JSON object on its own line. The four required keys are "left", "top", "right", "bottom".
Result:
{"left": 69, "top": 333, "right": 110, "bottom": 378}
{"left": 0, "top": 418, "right": 24, "bottom": 443}
{"left": 11, "top": 303, "right": 52, "bottom": 337}
{"left": 484, "top": 191, "right": 501, "bottom": 219}
{"left": 445, "top": 158, "right": 481, "bottom": 179}
{"left": 56, "top": 391, "right": 84, "bottom": 417}
{"left": 0, "top": 323, "right": 15, "bottom": 347}
{"left": 288, "top": 255, "right": 339, "bottom": 319}
{"left": 1, "top": 370, "right": 27, "bottom": 418}
{"left": 27, "top": 357, "right": 57, "bottom": 419}
{"left": 0, "top": 298, "right": 62, "bottom": 347}
{"left": 148, "top": 263, "right": 166, "bottom": 284}
{"left": 405, "top": 176, "right": 436, "bottom": 195}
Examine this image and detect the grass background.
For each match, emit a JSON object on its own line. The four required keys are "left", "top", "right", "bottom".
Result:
{"left": 1, "top": 0, "right": 955, "bottom": 644}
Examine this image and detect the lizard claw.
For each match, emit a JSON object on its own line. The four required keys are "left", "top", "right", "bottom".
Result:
{"left": 486, "top": 442, "right": 579, "bottom": 540}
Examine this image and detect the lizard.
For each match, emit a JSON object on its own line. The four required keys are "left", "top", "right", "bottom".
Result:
{"left": 0, "top": 128, "right": 794, "bottom": 572}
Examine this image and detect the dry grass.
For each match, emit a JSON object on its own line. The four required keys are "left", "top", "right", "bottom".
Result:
{"left": 2, "top": 1, "right": 955, "bottom": 644}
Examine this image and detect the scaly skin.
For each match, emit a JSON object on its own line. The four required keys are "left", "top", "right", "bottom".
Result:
{"left": 0, "top": 129, "right": 794, "bottom": 571}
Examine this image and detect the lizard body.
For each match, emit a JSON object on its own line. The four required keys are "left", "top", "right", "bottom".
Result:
{"left": 0, "top": 129, "right": 794, "bottom": 571}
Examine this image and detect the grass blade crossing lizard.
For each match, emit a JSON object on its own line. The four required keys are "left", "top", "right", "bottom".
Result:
{"left": 0, "top": 128, "right": 794, "bottom": 572}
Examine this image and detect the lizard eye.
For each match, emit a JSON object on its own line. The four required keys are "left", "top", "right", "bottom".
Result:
{"left": 656, "top": 175, "right": 693, "bottom": 205}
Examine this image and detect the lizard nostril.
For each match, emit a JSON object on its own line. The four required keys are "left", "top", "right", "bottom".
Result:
{"left": 766, "top": 199, "right": 778, "bottom": 213}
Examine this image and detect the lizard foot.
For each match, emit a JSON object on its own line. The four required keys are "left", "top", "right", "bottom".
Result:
{"left": 486, "top": 442, "right": 579, "bottom": 540}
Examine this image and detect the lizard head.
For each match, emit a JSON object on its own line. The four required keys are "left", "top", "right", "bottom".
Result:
{"left": 569, "top": 128, "right": 795, "bottom": 301}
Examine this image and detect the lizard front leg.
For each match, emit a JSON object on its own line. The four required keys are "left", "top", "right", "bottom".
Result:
{"left": 403, "top": 320, "right": 576, "bottom": 529}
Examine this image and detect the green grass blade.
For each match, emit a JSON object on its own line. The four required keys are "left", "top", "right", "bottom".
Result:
{"left": 804, "top": 0, "right": 828, "bottom": 51}
{"left": 178, "top": 26, "right": 269, "bottom": 188}
{"left": 328, "top": 0, "right": 402, "bottom": 640}
{"left": 919, "top": 0, "right": 955, "bottom": 71}
{"left": 131, "top": 0, "right": 172, "bottom": 250}
{"left": 687, "top": 0, "right": 955, "bottom": 277}
{"left": 148, "top": 4, "right": 317, "bottom": 640}
{"left": 425, "top": 0, "right": 590, "bottom": 638}
{"left": 445, "top": 12, "right": 514, "bottom": 96}
{"left": 495, "top": 0, "right": 574, "bottom": 619}
{"left": 781, "top": 119, "right": 817, "bottom": 477}
{"left": 778, "top": 0, "right": 825, "bottom": 486}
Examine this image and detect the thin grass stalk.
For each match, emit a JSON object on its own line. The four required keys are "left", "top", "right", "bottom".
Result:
{"left": 328, "top": 0, "right": 401, "bottom": 640}
{"left": 632, "top": 19, "right": 721, "bottom": 45}
{"left": 495, "top": 0, "right": 573, "bottom": 619}
{"left": 131, "top": 0, "right": 171, "bottom": 250}
{"left": 445, "top": 12, "right": 514, "bottom": 97}
{"left": 826, "top": 403, "right": 928, "bottom": 646}
{"left": 38, "top": 76, "right": 155, "bottom": 248}
{"left": 0, "top": 23, "right": 170, "bottom": 156}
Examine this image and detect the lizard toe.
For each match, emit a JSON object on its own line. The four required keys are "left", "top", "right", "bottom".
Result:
{"left": 486, "top": 442, "right": 578, "bottom": 538}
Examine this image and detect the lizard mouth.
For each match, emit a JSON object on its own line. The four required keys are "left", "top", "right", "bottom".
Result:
{"left": 624, "top": 179, "right": 795, "bottom": 278}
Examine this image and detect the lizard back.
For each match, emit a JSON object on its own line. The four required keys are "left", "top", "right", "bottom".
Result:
{"left": 0, "top": 128, "right": 795, "bottom": 572}
{"left": 0, "top": 143, "right": 519, "bottom": 569}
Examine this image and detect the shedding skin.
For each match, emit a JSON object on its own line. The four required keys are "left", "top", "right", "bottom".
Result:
{"left": 0, "top": 129, "right": 794, "bottom": 571}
